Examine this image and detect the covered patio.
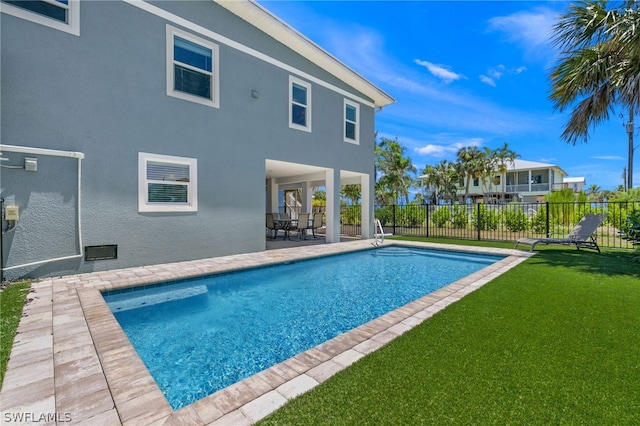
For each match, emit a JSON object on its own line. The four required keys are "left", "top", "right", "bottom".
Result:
{"left": 265, "top": 159, "right": 373, "bottom": 245}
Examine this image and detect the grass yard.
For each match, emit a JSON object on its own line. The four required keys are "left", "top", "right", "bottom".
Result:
{"left": 0, "top": 281, "right": 30, "bottom": 387}
{"left": 259, "top": 241, "right": 640, "bottom": 425}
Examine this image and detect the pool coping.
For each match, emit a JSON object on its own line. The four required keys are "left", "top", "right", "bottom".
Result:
{"left": 0, "top": 240, "right": 534, "bottom": 425}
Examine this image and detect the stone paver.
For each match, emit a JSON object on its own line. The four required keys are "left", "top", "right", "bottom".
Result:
{"left": 0, "top": 240, "right": 533, "bottom": 425}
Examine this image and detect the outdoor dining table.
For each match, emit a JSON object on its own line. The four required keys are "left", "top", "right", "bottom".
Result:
{"left": 274, "top": 218, "right": 297, "bottom": 240}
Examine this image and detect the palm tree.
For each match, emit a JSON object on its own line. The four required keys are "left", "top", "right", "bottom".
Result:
{"left": 421, "top": 160, "right": 459, "bottom": 204}
{"left": 375, "top": 137, "right": 417, "bottom": 204}
{"left": 456, "top": 146, "right": 484, "bottom": 203}
{"left": 494, "top": 142, "right": 520, "bottom": 201}
{"left": 549, "top": 0, "right": 639, "bottom": 186}
{"left": 341, "top": 184, "right": 361, "bottom": 205}
{"left": 587, "top": 184, "right": 602, "bottom": 201}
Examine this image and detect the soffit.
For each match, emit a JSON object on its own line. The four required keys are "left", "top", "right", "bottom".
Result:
{"left": 214, "top": 0, "right": 395, "bottom": 108}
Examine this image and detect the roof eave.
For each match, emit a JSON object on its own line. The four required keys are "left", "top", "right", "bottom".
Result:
{"left": 214, "top": 0, "right": 395, "bottom": 108}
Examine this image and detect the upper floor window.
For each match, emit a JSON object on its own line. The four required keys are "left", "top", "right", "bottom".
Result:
{"left": 344, "top": 99, "right": 359, "bottom": 144}
{"left": 166, "top": 25, "right": 219, "bottom": 108}
{"left": 138, "top": 152, "right": 198, "bottom": 213}
{"left": 289, "top": 76, "right": 311, "bottom": 132}
{"left": 1, "top": 0, "right": 79, "bottom": 35}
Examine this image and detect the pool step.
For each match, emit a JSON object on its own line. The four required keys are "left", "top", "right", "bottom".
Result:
{"left": 105, "top": 285, "right": 208, "bottom": 312}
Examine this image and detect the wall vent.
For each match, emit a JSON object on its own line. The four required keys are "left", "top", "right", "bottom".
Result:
{"left": 84, "top": 245, "right": 117, "bottom": 261}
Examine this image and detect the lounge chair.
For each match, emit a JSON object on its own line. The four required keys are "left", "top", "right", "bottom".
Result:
{"left": 514, "top": 213, "right": 607, "bottom": 253}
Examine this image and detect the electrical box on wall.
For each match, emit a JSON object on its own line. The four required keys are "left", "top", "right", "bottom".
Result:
{"left": 5, "top": 205, "right": 19, "bottom": 221}
{"left": 24, "top": 157, "right": 38, "bottom": 172}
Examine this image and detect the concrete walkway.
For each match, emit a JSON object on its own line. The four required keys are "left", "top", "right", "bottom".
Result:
{"left": 0, "top": 240, "right": 533, "bottom": 425}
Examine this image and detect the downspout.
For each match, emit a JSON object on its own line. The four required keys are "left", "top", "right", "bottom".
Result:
{"left": 0, "top": 144, "right": 84, "bottom": 275}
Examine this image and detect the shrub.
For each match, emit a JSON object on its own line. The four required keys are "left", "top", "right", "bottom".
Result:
{"left": 451, "top": 205, "right": 469, "bottom": 229}
{"left": 400, "top": 204, "right": 426, "bottom": 227}
{"left": 431, "top": 206, "right": 451, "bottom": 228}
{"left": 471, "top": 204, "right": 498, "bottom": 230}
{"left": 341, "top": 205, "right": 361, "bottom": 225}
{"left": 502, "top": 207, "right": 528, "bottom": 232}
{"left": 530, "top": 205, "right": 547, "bottom": 234}
{"left": 375, "top": 205, "right": 394, "bottom": 226}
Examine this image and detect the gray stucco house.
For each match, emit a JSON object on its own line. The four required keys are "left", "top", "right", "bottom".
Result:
{"left": 0, "top": 0, "right": 394, "bottom": 280}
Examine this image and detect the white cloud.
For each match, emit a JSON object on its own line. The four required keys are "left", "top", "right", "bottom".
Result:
{"left": 415, "top": 137, "right": 484, "bottom": 157}
{"left": 479, "top": 75, "right": 496, "bottom": 87}
{"left": 487, "top": 65, "right": 505, "bottom": 79}
{"left": 487, "top": 7, "right": 558, "bottom": 61}
{"left": 480, "top": 65, "right": 526, "bottom": 87}
{"left": 593, "top": 155, "right": 625, "bottom": 161}
{"left": 414, "top": 59, "right": 465, "bottom": 83}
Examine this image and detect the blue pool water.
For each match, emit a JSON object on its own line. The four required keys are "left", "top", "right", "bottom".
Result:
{"left": 103, "top": 246, "right": 502, "bottom": 409}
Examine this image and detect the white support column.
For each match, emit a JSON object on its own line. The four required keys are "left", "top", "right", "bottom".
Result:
{"left": 360, "top": 173, "right": 372, "bottom": 238}
{"left": 268, "top": 178, "right": 279, "bottom": 213}
{"left": 325, "top": 168, "right": 341, "bottom": 243}
{"left": 302, "top": 182, "right": 313, "bottom": 213}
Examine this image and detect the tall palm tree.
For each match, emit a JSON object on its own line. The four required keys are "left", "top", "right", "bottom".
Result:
{"left": 375, "top": 137, "right": 417, "bottom": 204}
{"left": 494, "top": 142, "right": 520, "bottom": 201}
{"left": 456, "top": 146, "right": 484, "bottom": 203}
{"left": 422, "top": 160, "right": 459, "bottom": 204}
{"left": 550, "top": 0, "right": 639, "bottom": 186}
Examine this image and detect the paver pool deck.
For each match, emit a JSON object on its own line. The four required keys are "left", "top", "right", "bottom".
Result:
{"left": 0, "top": 240, "right": 533, "bottom": 425}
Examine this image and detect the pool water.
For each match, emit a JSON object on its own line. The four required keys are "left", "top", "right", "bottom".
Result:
{"left": 103, "top": 246, "right": 502, "bottom": 409}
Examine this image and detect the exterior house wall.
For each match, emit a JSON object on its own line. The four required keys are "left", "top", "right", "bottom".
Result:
{"left": 1, "top": 1, "right": 380, "bottom": 279}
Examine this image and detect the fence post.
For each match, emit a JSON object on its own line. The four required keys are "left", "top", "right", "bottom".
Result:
{"left": 393, "top": 204, "right": 397, "bottom": 235}
{"left": 477, "top": 203, "right": 481, "bottom": 240}
{"left": 426, "top": 204, "right": 429, "bottom": 237}
{"left": 545, "top": 201, "right": 550, "bottom": 237}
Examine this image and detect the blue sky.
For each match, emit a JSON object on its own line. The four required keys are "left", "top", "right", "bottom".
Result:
{"left": 259, "top": 0, "right": 639, "bottom": 191}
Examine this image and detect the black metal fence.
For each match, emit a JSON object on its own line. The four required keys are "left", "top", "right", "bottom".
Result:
{"left": 338, "top": 202, "right": 640, "bottom": 249}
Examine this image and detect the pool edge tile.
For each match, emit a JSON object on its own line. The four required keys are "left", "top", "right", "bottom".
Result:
{"left": 0, "top": 240, "right": 529, "bottom": 425}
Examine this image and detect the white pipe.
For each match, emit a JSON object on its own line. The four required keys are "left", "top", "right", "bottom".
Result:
{"left": 0, "top": 144, "right": 85, "bottom": 159}
{"left": 1, "top": 147, "right": 84, "bottom": 274}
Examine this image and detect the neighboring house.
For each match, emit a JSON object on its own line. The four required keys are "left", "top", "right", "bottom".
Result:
{"left": 0, "top": 0, "right": 394, "bottom": 280}
{"left": 562, "top": 176, "right": 586, "bottom": 193}
{"left": 465, "top": 159, "right": 571, "bottom": 203}
{"left": 420, "top": 159, "right": 576, "bottom": 204}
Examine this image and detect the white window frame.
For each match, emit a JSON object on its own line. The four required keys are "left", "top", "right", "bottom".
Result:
{"left": 289, "top": 76, "right": 312, "bottom": 132}
{"left": 0, "top": 0, "right": 80, "bottom": 36}
{"left": 138, "top": 152, "right": 198, "bottom": 213}
{"left": 166, "top": 25, "right": 219, "bottom": 108}
{"left": 343, "top": 99, "right": 360, "bottom": 144}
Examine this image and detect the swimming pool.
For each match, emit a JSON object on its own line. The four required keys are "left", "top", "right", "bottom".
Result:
{"left": 103, "top": 246, "right": 503, "bottom": 409}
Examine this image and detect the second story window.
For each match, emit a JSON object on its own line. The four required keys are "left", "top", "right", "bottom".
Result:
{"left": 167, "top": 26, "right": 219, "bottom": 108}
{"left": 344, "top": 99, "right": 359, "bottom": 144}
{"left": 1, "top": 0, "right": 79, "bottom": 35}
{"left": 289, "top": 76, "right": 311, "bottom": 132}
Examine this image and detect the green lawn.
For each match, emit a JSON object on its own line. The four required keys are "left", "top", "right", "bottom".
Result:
{"left": 0, "top": 281, "right": 30, "bottom": 387}
{"left": 259, "top": 241, "right": 640, "bottom": 425}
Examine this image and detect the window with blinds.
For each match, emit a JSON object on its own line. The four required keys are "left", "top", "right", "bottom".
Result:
{"left": 166, "top": 25, "right": 219, "bottom": 108}
{"left": 138, "top": 153, "right": 198, "bottom": 212}
{"left": 1, "top": 0, "right": 79, "bottom": 35}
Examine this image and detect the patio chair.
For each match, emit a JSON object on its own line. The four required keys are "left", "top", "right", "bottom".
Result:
{"left": 265, "top": 213, "right": 282, "bottom": 239}
{"left": 514, "top": 213, "right": 607, "bottom": 253}
{"left": 308, "top": 212, "right": 324, "bottom": 238}
{"left": 290, "top": 213, "right": 310, "bottom": 239}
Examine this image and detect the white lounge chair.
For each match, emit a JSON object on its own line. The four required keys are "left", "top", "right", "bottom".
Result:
{"left": 514, "top": 213, "right": 607, "bottom": 253}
